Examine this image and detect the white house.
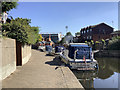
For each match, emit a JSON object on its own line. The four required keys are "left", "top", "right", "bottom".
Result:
{"left": 64, "top": 35, "right": 74, "bottom": 44}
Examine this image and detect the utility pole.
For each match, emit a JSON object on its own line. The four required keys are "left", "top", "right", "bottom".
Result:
{"left": 112, "top": 21, "right": 114, "bottom": 28}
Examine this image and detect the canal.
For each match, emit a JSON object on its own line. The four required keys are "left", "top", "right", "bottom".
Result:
{"left": 72, "top": 57, "right": 120, "bottom": 89}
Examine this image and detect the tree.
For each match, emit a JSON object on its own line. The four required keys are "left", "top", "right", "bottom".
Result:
{"left": 2, "top": 2, "right": 18, "bottom": 13}
{"left": 31, "top": 26, "right": 40, "bottom": 43}
{"left": 107, "top": 36, "right": 120, "bottom": 50}
{"left": 27, "top": 26, "right": 40, "bottom": 44}
{"left": 2, "top": 18, "right": 39, "bottom": 45}
{"left": 76, "top": 32, "right": 80, "bottom": 35}
{"left": 38, "top": 34, "right": 43, "bottom": 42}
{"left": 66, "top": 32, "right": 72, "bottom": 36}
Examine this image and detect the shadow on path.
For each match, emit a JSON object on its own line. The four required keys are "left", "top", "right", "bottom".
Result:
{"left": 45, "top": 54, "right": 54, "bottom": 56}
{"left": 45, "top": 56, "right": 65, "bottom": 67}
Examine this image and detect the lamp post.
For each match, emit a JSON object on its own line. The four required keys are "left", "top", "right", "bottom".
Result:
{"left": 65, "top": 26, "right": 68, "bottom": 33}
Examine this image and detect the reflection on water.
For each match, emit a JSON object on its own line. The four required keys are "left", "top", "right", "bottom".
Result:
{"left": 72, "top": 57, "right": 120, "bottom": 89}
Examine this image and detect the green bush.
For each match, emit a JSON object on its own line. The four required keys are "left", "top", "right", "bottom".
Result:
{"left": 2, "top": 18, "right": 39, "bottom": 45}
{"left": 95, "top": 41, "right": 100, "bottom": 44}
{"left": 108, "top": 36, "right": 120, "bottom": 50}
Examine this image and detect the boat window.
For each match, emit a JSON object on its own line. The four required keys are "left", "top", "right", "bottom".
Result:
{"left": 46, "top": 45, "right": 52, "bottom": 51}
{"left": 76, "top": 47, "right": 90, "bottom": 59}
{"left": 68, "top": 46, "right": 92, "bottom": 59}
{"left": 55, "top": 47, "right": 64, "bottom": 53}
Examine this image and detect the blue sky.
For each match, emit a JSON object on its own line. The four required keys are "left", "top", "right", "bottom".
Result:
{"left": 9, "top": 2, "right": 118, "bottom": 36}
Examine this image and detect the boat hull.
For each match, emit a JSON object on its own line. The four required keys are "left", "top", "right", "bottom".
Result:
{"left": 60, "top": 54, "right": 98, "bottom": 70}
{"left": 38, "top": 46, "right": 45, "bottom": 52}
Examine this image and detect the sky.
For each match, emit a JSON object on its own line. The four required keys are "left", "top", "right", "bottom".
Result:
{"left": 9, "top": 2, "right": 118, "bottom": 36}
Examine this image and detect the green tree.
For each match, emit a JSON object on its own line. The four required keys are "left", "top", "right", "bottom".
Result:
{"left": 38, "top": 34, "right": 43, "bottom": 42}
{"left": 2, "top": 18, "right": 39, "bottom": 45}
{"left": 66, "top": 32, "right": 72, "bottom": 36}
{"left": 107, "top": 36, "right": 120, "bottom": 50}
{"left": 75, "top": 32, "right": 80, "bottom": 36}
{"left": 31, "top": 26, "right": 40, "bottom": 43}
{"left": 2, "top": 2, "right": 18, "bottom": 13}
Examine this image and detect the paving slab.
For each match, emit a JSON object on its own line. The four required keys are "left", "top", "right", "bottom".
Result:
{"left": 2, "top": 49, "right": 83, "bottom": 89}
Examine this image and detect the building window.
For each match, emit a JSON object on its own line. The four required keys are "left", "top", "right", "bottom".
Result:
{"left": 81, "top": 31, "right": 83, "bottom": 34}
{"left": 90, "top": 36, "right": 92, "bottom": 39}
{"left": 87, "top": 36, "right": 89, "bottom": 39}
{"left": 103, "top": 29, "right": 105, "bottom": 34}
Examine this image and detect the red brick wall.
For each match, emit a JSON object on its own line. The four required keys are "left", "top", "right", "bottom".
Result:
{"left": 93, "top": 34, "right": 111, "bottom": 41}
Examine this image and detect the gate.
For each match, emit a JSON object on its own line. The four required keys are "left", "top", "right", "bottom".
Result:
{"left": 16, "top": 41, "right": 22, "bottom": 66}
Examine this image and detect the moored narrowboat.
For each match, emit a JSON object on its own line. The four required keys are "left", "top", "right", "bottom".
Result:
{"left": 60, "top": 43, "right": 98, "bottom": 70}
{"left": 45, "top": 45, "right": 55, "bottom": 55}
{"left": 38, "top": 41, "right": 46, "bottom": 51}
{"left": 55, "top": 46, "right": 65, "bottom": 55}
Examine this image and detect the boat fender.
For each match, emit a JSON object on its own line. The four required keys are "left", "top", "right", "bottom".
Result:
{"left": 94, "top": 64, "right": 98, "bottom": 69}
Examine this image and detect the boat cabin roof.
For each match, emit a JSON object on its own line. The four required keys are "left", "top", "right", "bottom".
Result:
{"left": 69, "top": 43, "right": 90, "bottom": 48}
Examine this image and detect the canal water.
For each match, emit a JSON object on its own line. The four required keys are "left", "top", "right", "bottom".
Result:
{"left": 72, "top": 57, "right": 120, "bottom": 89}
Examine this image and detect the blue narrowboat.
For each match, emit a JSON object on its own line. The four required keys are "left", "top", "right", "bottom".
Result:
{"left": 55, "top": 46, "right": 65, "bottom": 55}
{"left": 38, "top": 41, "right": 46, "bottom": 51}
{"left": 60, "top": 43, "right": 98, "bottom": 70}
{"left": 45, "top": 45, "right": 55, "bottom": 55}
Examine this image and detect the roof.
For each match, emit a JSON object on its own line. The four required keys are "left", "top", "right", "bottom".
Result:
{"left": 69, "top": 43, "right": 90, "bottom": 47}
{"left": 81, "top": 23, "right": 113, "bottom": 31}
{"left": 70, "top": 44, "right": 90, "bottom": 47}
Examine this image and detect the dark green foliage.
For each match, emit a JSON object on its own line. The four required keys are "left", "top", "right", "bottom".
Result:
{"left": 75, "top": 32, "right": 80, "bottom": 36}
{"left": 28, "top": 26, "right": 40, "bottom": 44}
{"left": 66, "top": 32, "right": 72, "bottom": 36}
{"left": 107, "top": 37, "right": 120, "bottom": 50}
{"left": 2, "top": 2, "right": 18, "bottom": 12}
{"left": 2, "top": 18, "right": 39, "bottom": 45}
{"left": 38, "top": 34, "right": 43, "bottom": 42}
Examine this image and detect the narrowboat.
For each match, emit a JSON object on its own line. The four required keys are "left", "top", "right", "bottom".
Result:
{"left": 60, "top": 43, "right": 98, "bottom": 70}
{"left": 45, "top": 45, "right": 55, "bottom": 55}
{"left": 55, "top": 46, "right": 65, "bottom": 55}
{"left": 38, "top": 41, "right": 46, "bottom": 51}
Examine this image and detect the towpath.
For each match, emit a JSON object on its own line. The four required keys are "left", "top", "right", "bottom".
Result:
{"left": 2, "top": 49, "right": 83, "bottom": 88}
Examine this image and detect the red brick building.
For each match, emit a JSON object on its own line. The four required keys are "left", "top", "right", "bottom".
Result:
{"left": 80, "top": 23, "right": 114, "bottom": 42}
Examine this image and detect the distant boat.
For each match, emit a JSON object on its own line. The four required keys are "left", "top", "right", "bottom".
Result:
{"left": 60, "top": 43, "right": 99, "bottom": 70}
{"left": 38, "top": 41, "right": 46, "bottom": 52}
{"left": 45, "top": 45, "right": 55, "bottom": 55}
{"left": 55, "top": 46, "right": 65, "bottom": 55}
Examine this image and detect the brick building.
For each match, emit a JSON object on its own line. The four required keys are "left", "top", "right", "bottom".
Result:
{"left": 80, "top": 23, "right": 114, "bottom": 42}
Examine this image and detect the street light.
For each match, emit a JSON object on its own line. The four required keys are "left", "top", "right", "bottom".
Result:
{"left": 65, "top": 26, "right": 68, "bottom": 33}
